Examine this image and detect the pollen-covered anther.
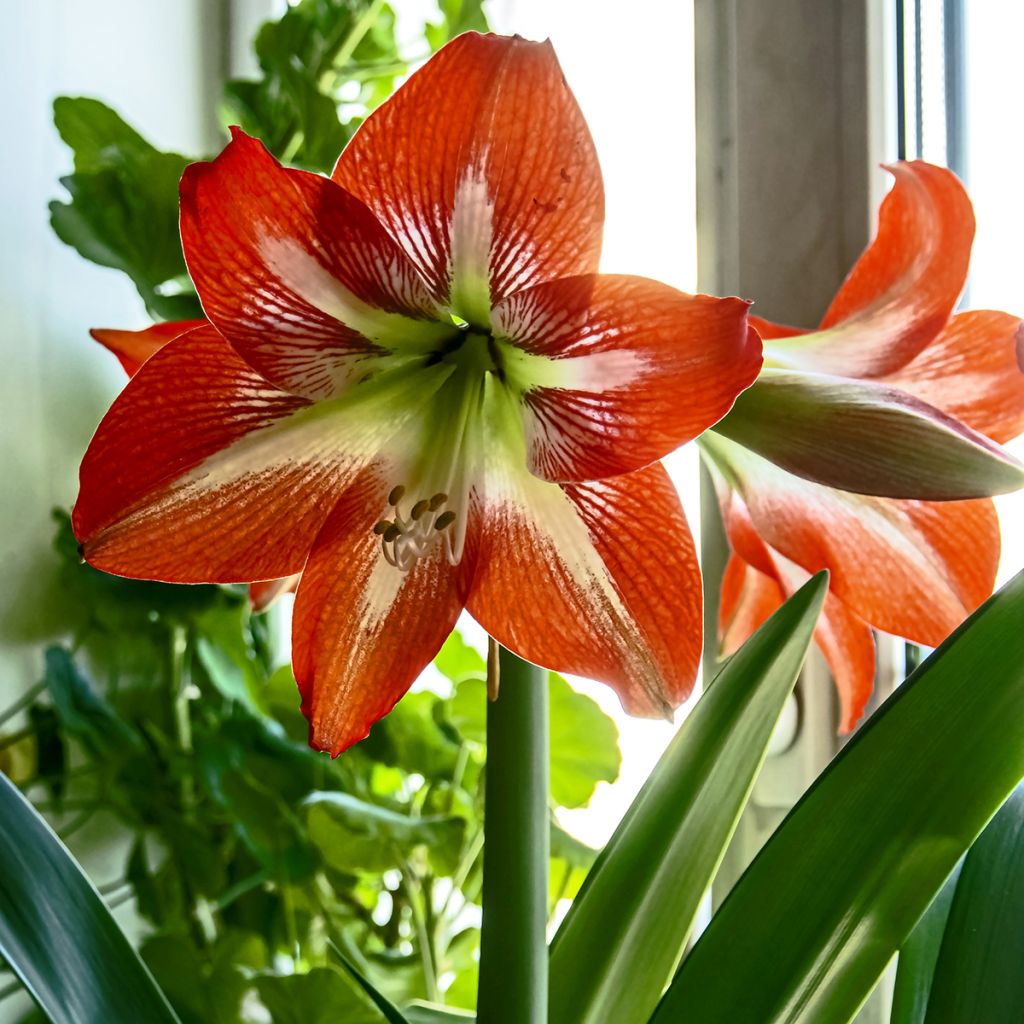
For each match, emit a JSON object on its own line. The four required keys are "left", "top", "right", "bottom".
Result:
{"left": 376, "top": 489, "right": 460, "bottom": 571}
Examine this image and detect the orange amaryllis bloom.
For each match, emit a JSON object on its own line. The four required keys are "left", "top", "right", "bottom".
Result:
{"left": 700, "top": 161, "right": 1024, "bottom": 731}
{"left": 74, "top": 33, "right": 761, "bottom": 754}
{"left": 91, "top": 321, "right": 301, "bottom": 613}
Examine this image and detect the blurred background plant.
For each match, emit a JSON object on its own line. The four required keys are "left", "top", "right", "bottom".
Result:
{"left": 0, "top": 1, "right": 624, "bottom": 1019}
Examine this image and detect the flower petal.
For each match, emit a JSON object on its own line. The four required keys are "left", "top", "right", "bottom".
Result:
{"left": 74, "top": 325, "right": 445, "bottom": 583}
{"left": 701, "top": 432, "right": 998, "bottom": 646}
{"left": 467, "top": 442, "right": 701, "bottom": 717}
{"left": 492, "top": 275, "right": 760, "bottom": 481}
{"left": 180, "top": 129, "right": 454, "bottom": 399}
{"left": 715, "top": 368, "right": 1024, "bottom": 498}
{"left": 293, "top": 468, "right": 473, "bottom": 756}
{"left": 766, "top": 162, "right": 974, "bottom": 377}
{"left": 882, "top": 310, "right": 1024, "bottom": 444}
{"left": 91, "top": 320, "right": 207, "bottom": 376}
{"left": 748, "top": 315, "right": 808, "bottom": 341}
{"left": 331, "top": 33, "right": 603, "bottom": 321}
{"left": 718, "top": 494, "right": 877, "bottom": 732}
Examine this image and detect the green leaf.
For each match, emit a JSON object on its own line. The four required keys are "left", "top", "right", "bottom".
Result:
{"left": 548, "top": 672, "right": 620, "bottom": 809}
{"left": 434, "top": 631, "right": 486, "bottom": 684}
{"left": 50, "top": 98, "right": 200, "bottom": 320}
{"left": 712, "top": 370, "right": 1024, "bottom": 499}
{"left": 0, "top": 772, "right": 180, "bottom": 1023}
{"left": 889, "top": 863, "right": 963, "bottom": 1024}
{"left": 921, "top": 783, "right": 1024, "bottom": 1023}
{"left": 658, "top": 569, "right": 1024, "bottom": 1024}
{"left": 548, "top": 573, "right": 827, "bottom": 1024}
{"left": 425, "top": 0, "right": 489, "bottom": 50}
{"left": 445, "top": 671, "right": 622, "bottom": 808}
{"left": 41, "top": 644, "right": 139, "bottom": 755}
{"left": 255, "top": 966, "right": 388, "bottom": 1024}
{"left": 549, "top": 822, "right": 598, "bottom": 908}
{"left": 305, "top": 791, "right": 465, "bottom": 874}
{"left": 404, "top": 1006, "right": 476, "bottom": 1023}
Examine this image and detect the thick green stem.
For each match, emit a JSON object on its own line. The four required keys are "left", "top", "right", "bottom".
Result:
{"left": 477, "top": 648, "right": 549, "bottom": 1024}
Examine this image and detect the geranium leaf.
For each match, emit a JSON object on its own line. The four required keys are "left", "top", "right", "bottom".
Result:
{"left": 548, "top": 573, "right": 827, "bottom": 1024}
{"left": 657, "top": 570, "right": 1024, "bottom": 1023}
{"left": 0, "top": 772, "right": 180, "bottom": 1023}
{"left": 49, "top": 97, "right": 200, "bottom": 321}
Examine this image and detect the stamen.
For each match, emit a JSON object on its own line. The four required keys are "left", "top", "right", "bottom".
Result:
{"left": 434, "top": 510, "right": 456, "bottom": 531}
{"left": 373, "top": 488, "right": 461, "bottom": 572}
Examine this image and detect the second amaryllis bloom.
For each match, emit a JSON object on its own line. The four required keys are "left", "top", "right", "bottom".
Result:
{"left": 74, "top": 33, "right": 761, "bottom": 754}
{"left": 701, "top": 161, "right": 1024, "bottom": 730}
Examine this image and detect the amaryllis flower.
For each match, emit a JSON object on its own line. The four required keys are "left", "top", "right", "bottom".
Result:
{"left": 700, "top": 161, "right": 1024, "bottom": 730}
{"left": 91, "top": 320, "right": 301, "bottom": 613}
{"left": 74, "top": 33, "right": 761, "bottom": 754}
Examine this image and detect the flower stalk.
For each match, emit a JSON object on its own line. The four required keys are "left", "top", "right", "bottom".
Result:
{"left": 478, "top": 648, "right": 549, "bottom": 1023}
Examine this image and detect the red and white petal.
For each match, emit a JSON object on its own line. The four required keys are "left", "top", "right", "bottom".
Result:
{"left": 73, "top": 325, "right": 440, "bottom": 583}
{"left": 702, "top": 433, "right": 999, "bottom": 647}
{"left": 180, "top": 129, "right": 453, "bottom": 399}
{"left": 767, "top": 162, "right": 974, "bottom": 378}
{"left": 331, "top": 33, "right": 603, "bottom": 321}
{"left": 883, "top": 310, "right": 1024, "bottom": 444}
{"left": 492, "top": 275, "right": 760, "bottom": 481}
{"left": 293, "top": 468, "right": 475, "bottom": 756}
{"left": 249, "top": 574, "right": 301, "bottom": 613}
{"left": 91, "top": 320, "right": 207, "bottom": 377}
{"left": 467, "top": 455, "right": 702, "bottom": 718}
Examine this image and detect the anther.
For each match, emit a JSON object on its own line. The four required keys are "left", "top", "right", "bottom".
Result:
{"left": 411, "top": 499, "right": 430, "bottom": 520}
{"left": 429, "top": 492, "right": 448, "bottom": 510}
{"left": 373, "top": 520, "right": 392, "bottom": 536}
{"left": 388, "top": 485, "right": 406, "bottom": 506}
{"left": 383, "top": 524, "right": 402, "bottom": 543}
{"left": 434, "top": 510, "right": 457, "bottom": 531}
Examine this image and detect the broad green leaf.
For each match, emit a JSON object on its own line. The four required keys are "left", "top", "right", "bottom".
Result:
{"left": 548, "top": 573, "right": 828, "bottom": 1024}
{"left": 445, "top": 672, "right": 621, "bottom": 809}
{"left": 361, "top": 690, "right": 462, "bottom": 780}
{"left": 658, "top": 570, "right": 1024, "bottom": 1024}
{"left": 550, "top": 822, "right": 598, "bottom": 908}
{"left": 305, "top": 791, "right": 465, "bottom": 874}
{"left": 426, "top": 0, "right": 489, "bottom": 49}
{"left": 922, "top": 783, "right": 1024, "bottom": 1023}
{"left": 889, "top": 863, "right": 962, "bottom": 1024}
{"left": 42, "top": 644, "right": 138, "bottom": 754}
{"left": 50, "top": 98, "right": 200, "bottom": 320}
{"left": 549, "top": 673, "right": 620, "bottom": 808}
{"left": 714, "top": 370, "right": 1024, "bottom": 498}
{"left": 255, "top": 966, "right": 387, "bottom": 1024}
{"left": 0, "top": 772, "right": 180, "bottom": 1023}
{"left": 434, "top": 631, "right": 486, "bottom": 684}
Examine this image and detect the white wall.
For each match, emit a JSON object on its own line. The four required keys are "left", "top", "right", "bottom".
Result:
{"left": 0, "top": 1, "right": 222, "bottom": 699}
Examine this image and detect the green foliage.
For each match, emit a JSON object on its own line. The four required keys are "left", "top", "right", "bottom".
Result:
{"left": 49, "top": 98, "right": 199, "bottom": 321}
{"left": 656, "top": 569, "right": 1024, "bottom": 1023}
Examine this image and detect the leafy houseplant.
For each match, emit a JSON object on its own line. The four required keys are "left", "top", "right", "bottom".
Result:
{"left": 1, "top": 2, "right": 1023, "bottom": 1022}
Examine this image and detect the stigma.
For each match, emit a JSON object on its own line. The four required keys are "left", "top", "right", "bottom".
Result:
{"left": 373, "top": 484, "right": 459, "bottom": 571}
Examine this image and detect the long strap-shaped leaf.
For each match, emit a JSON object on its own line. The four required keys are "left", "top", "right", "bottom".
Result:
{"left": 0, "top": 772, "right": 180, "bottom": 1023}
{"left": 655, "top": 569, "right": 1024, "bottom": 1024}
{"left": 548, "top": 572, "right": 828, "bottom": 1024}
{"left": 922, "top": 782, "right": 1024, "bottom": 1023}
